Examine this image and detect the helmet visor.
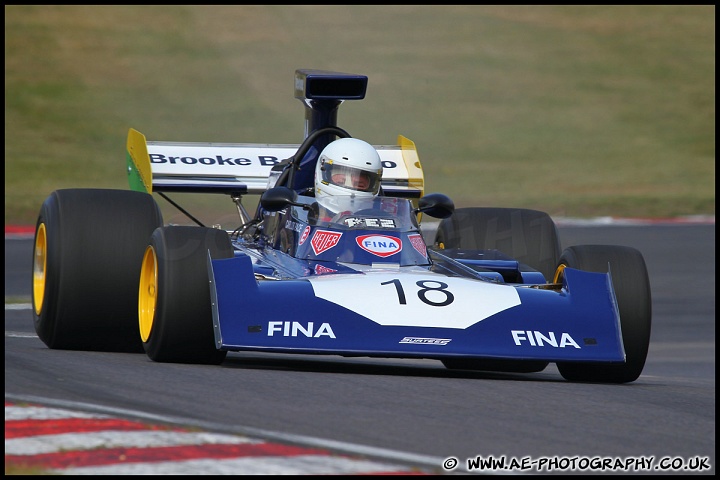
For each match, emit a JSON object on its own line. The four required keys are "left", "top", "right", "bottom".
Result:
{"left": 322, "top": 163, "right": 381, "bottom": 194}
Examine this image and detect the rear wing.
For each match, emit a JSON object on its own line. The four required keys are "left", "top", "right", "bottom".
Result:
{"left": 126, "top": 128, "right": 424, "bottom": 198}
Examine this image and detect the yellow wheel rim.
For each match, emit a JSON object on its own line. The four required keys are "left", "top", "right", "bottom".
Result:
{"left": 138, "top": 246, "right": 158, "bottom": 342}
{"left": 553, "top": 264, "right": 567, "bottom": 284}
{"left": 32, "top": 223, "right": 47, "bottom": 315}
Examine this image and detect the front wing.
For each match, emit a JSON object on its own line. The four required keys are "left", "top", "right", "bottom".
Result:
{"left": 208, "top": 254, "right": 625, "bottom": 363}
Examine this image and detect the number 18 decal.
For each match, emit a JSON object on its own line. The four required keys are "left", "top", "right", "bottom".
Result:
{"left": 308, "top": 273, "right": 521, "bottom": 329}
{"left": 380, "top": 279, "right": 454, "bottom": 307}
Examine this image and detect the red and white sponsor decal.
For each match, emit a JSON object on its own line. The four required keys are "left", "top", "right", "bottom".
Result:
{"left": 356, "top": 234, "right": 402, "bottom": 258}
{"left": 311, "top": 230, "right": 342, "bottom": 255}
{"left": 314, "top": 264, "right": 337, "bottom": 275}
{"left": 408, "top": 234, "right": 427, "bottom": 257}
{"left": 298, "top": 226, "right": 311, "bottom": 245}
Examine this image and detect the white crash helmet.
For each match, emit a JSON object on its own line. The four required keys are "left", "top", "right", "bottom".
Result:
{"left": 314, "top": 138, "right": 383, "bottom": 202}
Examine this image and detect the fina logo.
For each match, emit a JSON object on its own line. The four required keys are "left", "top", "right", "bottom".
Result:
{"left": 511, "top": 330, "right": 581, "bottom": 348}
{"left": 356, "top": 234, "right": 402, "bottom": 257}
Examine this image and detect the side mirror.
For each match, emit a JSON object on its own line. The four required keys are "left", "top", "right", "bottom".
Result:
{"left": 416, "top": 193, "right": 454, "bottom": 219}
{"left": 260, "top": 186, "right": 298, "bottom": 212}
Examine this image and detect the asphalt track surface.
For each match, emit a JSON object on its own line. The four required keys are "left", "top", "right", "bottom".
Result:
{"left": 5, "top": 222, "right": 715, "bottom": 474}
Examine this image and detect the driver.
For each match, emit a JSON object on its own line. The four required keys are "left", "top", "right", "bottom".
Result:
{"left": 314, "top": 138, "right": 383, "bottom": 203}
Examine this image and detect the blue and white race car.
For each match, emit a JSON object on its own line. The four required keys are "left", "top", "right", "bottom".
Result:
{"left": 32, "top": 69, "right": 651, "bottom": 383}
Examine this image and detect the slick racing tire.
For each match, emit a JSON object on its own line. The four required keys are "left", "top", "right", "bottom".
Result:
{"left": 32, "top": 189, "right": 163, "bottom": 352}
{"left": 140, "top": 226, "right": 233, "bottom": 364}
{"left": 554, "top": 245, "right": 652, "bottom": 384}
{"left": 434, "top": 207, "right": 561, "bottom": 281}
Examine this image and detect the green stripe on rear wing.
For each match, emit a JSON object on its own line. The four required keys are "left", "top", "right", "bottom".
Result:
{"left": 126, "top": 129, "right": 424, "bottom": 197}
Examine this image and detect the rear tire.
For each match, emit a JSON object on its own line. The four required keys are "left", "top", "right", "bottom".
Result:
{"left": 434, "top": 207, "right": 561, "bottom": 281}
{"left": 140, "top": 226, "right": 233, "bottom": 364}
{"left": 32, "top": 189, "right": 163, "bottom": 352}
{"left": 554, "top": 245, "right": 652, "bottom": 383}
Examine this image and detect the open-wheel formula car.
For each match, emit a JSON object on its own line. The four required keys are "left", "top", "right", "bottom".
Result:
{"left": 32, "top": 69, "right": 651, "bottom": 383}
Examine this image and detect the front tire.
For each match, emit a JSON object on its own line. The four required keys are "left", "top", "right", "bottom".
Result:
{"left": 140, "top": 226, "right": 233, "bottom": 364}
{"left": 554, "top": 245, "right": 652, "bottom": 383}
{"left": 32, "top": 189, "right": 163, "bottom": 352}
